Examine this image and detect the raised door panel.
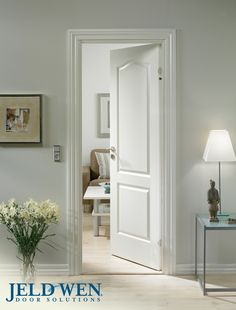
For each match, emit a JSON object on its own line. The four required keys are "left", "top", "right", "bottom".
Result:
{"left": 118, "top": 184, "right": 150, "bottom": 240}
{"left": 118, "top": 62, "right": 149, "bottom": 174}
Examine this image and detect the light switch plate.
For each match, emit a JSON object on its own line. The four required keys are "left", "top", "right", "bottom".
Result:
{"left": 53, "top": 145, "right": 61, "bottom": 162}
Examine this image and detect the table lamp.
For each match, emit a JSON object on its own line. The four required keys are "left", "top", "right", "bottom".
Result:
{"left": 203, "top": 130, "right": 236, "bottom": 215}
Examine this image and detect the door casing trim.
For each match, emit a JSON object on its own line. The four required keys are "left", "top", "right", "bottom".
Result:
{"left": 66, "top": 29, "right": 176, "bottom": 275}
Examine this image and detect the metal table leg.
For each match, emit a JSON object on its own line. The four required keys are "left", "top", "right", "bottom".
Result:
{"left": 93, "top": 199, "right": 101, "bottom": 236}
{"left": 195, "top": 216, "right": 197, "bottom": 276}
{"left": 196, "top": 216, "right": 206, "bottom": 295}
{"left": 203, "top": 226, "right": 206, "bottom": 295}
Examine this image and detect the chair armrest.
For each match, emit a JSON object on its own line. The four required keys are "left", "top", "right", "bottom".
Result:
{"left": 83, "top": 166, "right": 91, "bottom": 194}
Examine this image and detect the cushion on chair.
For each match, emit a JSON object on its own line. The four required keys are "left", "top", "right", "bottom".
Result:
{"left": 90, "top": 149, "right": 109, "bottom": 180}
{"left": 95, "top": 152, "right": 110, "bottom": 179}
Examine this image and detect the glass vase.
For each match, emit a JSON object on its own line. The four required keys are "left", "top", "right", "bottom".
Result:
{"left": 20, "top": 255, "right": 36, "bottom": 283}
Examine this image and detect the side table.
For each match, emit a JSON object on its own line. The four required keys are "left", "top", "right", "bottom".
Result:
{"left": 83, "top": 186, "right": 110, "bottom": 236}
{"left": 195, "top": 214, "right": 236, "bottom": 295}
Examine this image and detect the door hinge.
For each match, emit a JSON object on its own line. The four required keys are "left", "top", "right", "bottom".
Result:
{"left": 158, "top": 67, "right": 163, "bottom": 80}
{"left": 157, "top": 239, "right": 162, "bottom": 247}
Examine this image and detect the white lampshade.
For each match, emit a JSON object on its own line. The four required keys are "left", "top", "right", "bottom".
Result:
{"left": 203, "top": 130, "right": 236, "bottom": 162}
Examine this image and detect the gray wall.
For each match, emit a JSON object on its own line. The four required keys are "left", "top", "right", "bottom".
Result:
{"left": 0, "top": 0, "right": 236, "bottom": 271}
{"left": 82, "top": 44, "right": 110, "bottom": 166}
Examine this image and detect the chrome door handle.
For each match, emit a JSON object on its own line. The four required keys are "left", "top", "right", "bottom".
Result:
{"left": 107, "top": 146, "right": 116, "bottom": 153}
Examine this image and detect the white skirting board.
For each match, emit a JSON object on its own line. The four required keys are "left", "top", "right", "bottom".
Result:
{"left": 2, "top": 263, "right": 236, "bottom": 276}
{"left": 0, "top": 264, "right": 69, "bottom": 276}
{"left": 176, "top": 264, "right": 236, "bottom": 275}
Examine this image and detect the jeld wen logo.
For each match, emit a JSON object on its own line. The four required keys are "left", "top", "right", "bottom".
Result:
{"left": 5, "top": 282, "right": 102, "bottom": 303}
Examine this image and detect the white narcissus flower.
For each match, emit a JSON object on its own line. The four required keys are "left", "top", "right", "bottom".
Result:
{"left": 8, "top": 206, "right": 16, "bottom": 217}
{"left": 8, "top": 198, "right": 16, "bottom": 208}
{"left": 38, "top": 200, "right": 60, "bottom": 223}
{"left": 0, "top": 198, "right": 60, "bottom": 226}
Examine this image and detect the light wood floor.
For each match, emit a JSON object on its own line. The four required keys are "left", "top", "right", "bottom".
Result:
{"left": 82, "top": 212, "right": 161, "bottom": 274}
{"left": 2, "top": 274, "right": 236, "bottom": 310}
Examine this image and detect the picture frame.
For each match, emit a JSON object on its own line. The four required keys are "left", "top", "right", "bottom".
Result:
{"left": 97, "top": 93, "right": 110, "bottom": 138}
{"left": 0, "top": 94, "right": 42, "bottom": 144}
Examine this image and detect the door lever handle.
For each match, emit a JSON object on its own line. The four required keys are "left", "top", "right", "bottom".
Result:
{"left": 107, "top": 146, "right": 116, "bottom": 153}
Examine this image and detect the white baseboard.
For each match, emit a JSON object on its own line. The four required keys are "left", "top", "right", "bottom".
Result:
{"left": 176, "top": 263, "right": 236, "bottom": 275}
{"left": 0, "top": 264, "right": 69, "bottom": 276}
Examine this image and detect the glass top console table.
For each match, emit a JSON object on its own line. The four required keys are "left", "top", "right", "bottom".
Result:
{"left": 195, "top": 214, "right": 236, "bottom": 295}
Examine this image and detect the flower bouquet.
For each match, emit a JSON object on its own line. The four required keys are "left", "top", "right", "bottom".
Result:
{"left": 0, "top": 198, "right": 59, "bottom": 282}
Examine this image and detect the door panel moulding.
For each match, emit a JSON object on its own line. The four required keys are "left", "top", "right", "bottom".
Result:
{"left": 66, "top": 29, "right": 176, "bottom": 275}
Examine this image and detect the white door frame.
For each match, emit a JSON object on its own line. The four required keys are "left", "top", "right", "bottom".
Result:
{"left": 66, "top": 29, "right": 176, "bottom": 275}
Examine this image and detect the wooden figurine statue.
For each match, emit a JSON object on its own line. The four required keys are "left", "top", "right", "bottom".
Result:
{"left": 207, "top": 179, "right": 219, "bottom": 222}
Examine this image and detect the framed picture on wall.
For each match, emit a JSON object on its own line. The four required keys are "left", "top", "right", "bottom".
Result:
{"left": 0, "top": 94, "right": 42, "bottom": 144}
{"left": 98, "top": 93, "right": 110, "bottom": 138}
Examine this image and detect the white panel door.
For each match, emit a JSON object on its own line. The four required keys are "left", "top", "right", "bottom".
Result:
{"left": 110, "top": 44, "right": 162, "bottom": 270}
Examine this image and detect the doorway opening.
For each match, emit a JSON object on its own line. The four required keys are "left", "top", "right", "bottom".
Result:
{"left": 81, "top": 43, "right": 163, "bottom": 274}
{"left": 67, "top": 29, "right": 176, "bottom": 276}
